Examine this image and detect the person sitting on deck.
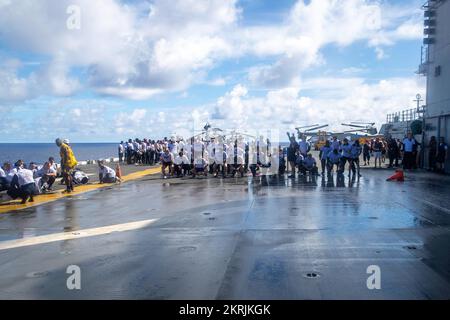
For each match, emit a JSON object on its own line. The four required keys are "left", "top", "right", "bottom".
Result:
{"left": 295, "top": 152, "right": 305, "bottom": 174}
{"left": 192, "top": 156, "right": 208, "bottom": 178}
{"left": 174, "top": 152, "right": 190, "bottom": 177}
{"left": 7, "top": 161, "right": 38, "bottom": 204}
{"left": 299, "top": 153, "right": 319, "bottom": 176}
{"left": 0, "top": 163, "right": 10, "bottom": 192}
{"left": 249, "top": 148, "right": 261, "bottom": 177}
{"left": 3, "top": 162, "right": 16, "bottom": 183}
{"left": 36, "top": 161, "right": 57, "bottom": 191}
{"left": 72, "top": 169, "right": 89, "bottom": 185}
{"left": 98, "top": 160, "right": 117, "bottom": 183}
{"left": 229, "top": 145, "right": 245, "bottom": 178}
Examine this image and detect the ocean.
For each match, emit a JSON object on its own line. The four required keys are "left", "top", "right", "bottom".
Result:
{"left": 0, "top": 143, "right": 118, "bottom": 165}
{"left": 0, "top": 142, "right": 292, "bottom": 166}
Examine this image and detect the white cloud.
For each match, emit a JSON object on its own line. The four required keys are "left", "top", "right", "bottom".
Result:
{"left": 0, "top": 58, "right": 79, "bottom": 102}
{"left": 0, "top": 64, "right": 33, "bottom": 102}
{"left": 244, "top": 0, "right": 422, "bottom": 87}
{"left": 0, "top": 74, "right": 425, "bottom": 142}
{"left": 186, "top": 77, "right": 425, "bottom": 136}
{"left": 0, "top": 0, "right": 240, "bottom": 101}
{"left": 96, "top": 87, "right": 163, "bottom": 100}
{"left": 341, "top": 67, "right": 366, "bottom": 75}
{"left": 203, "top": 77, "right": 227, "bottom": 86}
{"left": 0, "top": 0, "right": 423, "bottom": 101}
{"left": 43, "top": 58, "right": 80, "bottom": 96}
{"left": 106, "top": 77, "right": 424, "bottom": 140}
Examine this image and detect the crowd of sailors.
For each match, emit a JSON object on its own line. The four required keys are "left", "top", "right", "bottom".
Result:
{"left": 0, "top": 158, "right": 58, "bottom": 203}
{"left": 1, "top": 133, "right": 447, "bottom": 204}
{"left": 300, "top": 132, "right": 447, "bottom": 176}
{"left": 118, "top": 131, "right": 448, "bottom": 179}
{"left": 118, "top": 136, "right": 275, "bottom": 179}
{"left": 0, "top": 139, "right": 115, "bottom": 204}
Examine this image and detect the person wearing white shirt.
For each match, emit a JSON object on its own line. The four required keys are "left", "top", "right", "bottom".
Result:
{"left": 183, "top": 142, "right": 192, "bottom": 164}
{"left": 133, "top": 140, "right": 140, "bottom": 152}
{"left": 213, "top": 148, "right": 227, "bottom": 178}
{"left": 192, "top": 156, "right": 208, "bottom": 178}
{"left": 193, "top": 139, "right": 205, "bottom": 164}
{"left": 174, "top": 152, "right": 190, "bottom": 177}
{"left": 126, "top": 139, "right": 134, "bottom": 164}
{"left": 207, "top": 139, "right": 217, "bottom": 173}
{"left": 36, "top": 162, "right": 57, "bottom": 191}
{"left": 141, "top": 140, "right": 148, "bottom": 164}
{"left": 16, "top": 168, "right": 34, "bottom": 186}
{"left": 98, "top": 160, "right": 117, "bottom": 183}
{"left": 0, "top": 164, "right": 8, "bottom": 191}
{"left": 193, "top": 139, "right": 204, "bottom": 151}
{"left": 4, "top": 163, "right": 17, "bottom": 184}
{"left": 268, "top": 147, "right": 280, "bottom": 176}
{"left": 48, "top": 157, "right": 58, "bottom": 172}
{"left": 229, "top": 146, "right": 245, "bottom": 177}
{"left": 134, "top": 140, "right": 143, "bottom": 164}
{"left": 4, "top": 162, "right": 18, "bottom": 198}
{"left": 11, "top": 168, "right": 38, "bottom": 204}
{"left": 118, "top": 141, "right": 125, "bottom": 163}
{"left": 149, "top": 141, "right": 157, "bottom": 165}
{"left": 172, "top": 141, "right": 179, "bottom": 157}
{"left": 178, "top": 140, "right": 185, "bottom": 153}
{"left": 249, "top": 149, "right": 263, "bottom": 177}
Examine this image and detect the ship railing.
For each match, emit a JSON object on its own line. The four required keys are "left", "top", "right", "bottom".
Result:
{"left": 386, "top": 108, "right": 422, "bottom": 124}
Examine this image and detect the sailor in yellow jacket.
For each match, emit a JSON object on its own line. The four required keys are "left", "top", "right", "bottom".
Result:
{"left": 55, "top": 138, "right": 78, "bottom": 193}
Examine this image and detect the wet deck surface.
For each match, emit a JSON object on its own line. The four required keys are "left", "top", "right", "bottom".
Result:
{"left": 0, "top": 169, "right": 449, "bottom": 299}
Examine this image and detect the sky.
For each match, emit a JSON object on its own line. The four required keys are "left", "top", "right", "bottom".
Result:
{"left": 0, "top": 0, "right": 426, "bottom": 142}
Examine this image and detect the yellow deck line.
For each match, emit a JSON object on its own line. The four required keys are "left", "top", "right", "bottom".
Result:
{"left": 0, "top": 167, "right": 161, "bottom": 214}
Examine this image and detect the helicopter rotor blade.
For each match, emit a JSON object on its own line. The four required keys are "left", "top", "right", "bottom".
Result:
{"left": 305, "top": 124, "right": 329, "bottom": 132}
{"left": 295, "top": 124, "right": 320, "bottom": 130}
{"left": 341, "top": 123, "right": 368, "bottom": 129}
{"left": 350, "top": 121, "right": 376, "bottom": 126}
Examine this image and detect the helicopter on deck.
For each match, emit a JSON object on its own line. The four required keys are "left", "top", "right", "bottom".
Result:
{"left": 341, "top": 122, "right": 378, "bottom": 135}
{"left": 292, "top": 124, "right": 330, "bottom": 150}
{"left": 292, "top": 122, "right": 381, "bottom": 150}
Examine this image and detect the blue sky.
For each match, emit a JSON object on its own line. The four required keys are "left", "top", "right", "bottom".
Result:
{"left": 0, "top": 0, "right": 426, "bottom": 142}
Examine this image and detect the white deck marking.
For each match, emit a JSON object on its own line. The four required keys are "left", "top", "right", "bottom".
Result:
{"left": 0, "top": 219, "right": 158, "bottom": 251}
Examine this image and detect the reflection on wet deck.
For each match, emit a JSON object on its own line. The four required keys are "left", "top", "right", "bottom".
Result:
{"left": 0, "top": 169, "right": 449, "bottom": 299}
